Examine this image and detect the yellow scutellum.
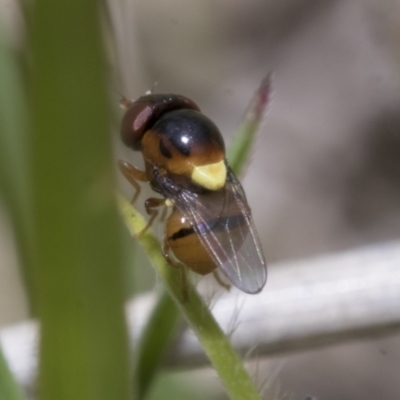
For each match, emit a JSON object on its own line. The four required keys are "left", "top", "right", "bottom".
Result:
{"left": 191, "top": 159, "right": 227, "bottom": 190}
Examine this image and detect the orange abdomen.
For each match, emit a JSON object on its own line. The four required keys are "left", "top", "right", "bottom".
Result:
{"left": 166, "top": 208, "right": 218, "bottom": 275}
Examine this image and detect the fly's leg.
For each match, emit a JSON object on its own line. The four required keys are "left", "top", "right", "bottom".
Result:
{"left": 118, "top": 160, "right": 148, "bottom": 204}
{"left": 159, "top": 204, "right": 169, "bottom": 223}
{"left": 132, "top": 197, "right": 167, "bottom": 238}
{"left": 213, "top": 270, "right": 231, "bottom": 291}
{"left": 162, "top": 240, "right": 189, "bottom": 302}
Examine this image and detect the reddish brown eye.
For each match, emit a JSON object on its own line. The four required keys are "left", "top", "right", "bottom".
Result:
{"left": 121, "top": 103, "right": 153, "bottom": 150}
{"left": 120, "top": 94, "right": 201, "bottom": 151}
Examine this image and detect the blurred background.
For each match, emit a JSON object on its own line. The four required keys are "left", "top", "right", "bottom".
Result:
{"left": 1, "top": 0, "right": 400, "bottom": 399}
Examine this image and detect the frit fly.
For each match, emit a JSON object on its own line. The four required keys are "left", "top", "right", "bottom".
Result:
{"left": 119, "top": 93, "right": 267, "bottom": 294}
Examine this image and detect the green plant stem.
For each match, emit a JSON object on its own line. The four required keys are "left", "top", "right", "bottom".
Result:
{"left": 134, "top": 289, "right": 180, "bottom": 399}
{"left": 0, "top": 347, "right": 26, "bottom": 400}
{"left": 119, "top": 195, "right": 263, "bottom": 400}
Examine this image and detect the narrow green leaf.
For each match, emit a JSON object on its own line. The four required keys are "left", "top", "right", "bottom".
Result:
{"left": 30, "top": 1, "right": 130, "bottom": 400}
{"left": 134, "top": 290, "right": 180, "bottom": 399}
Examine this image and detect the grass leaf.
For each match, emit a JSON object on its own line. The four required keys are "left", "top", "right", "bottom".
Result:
{"left": 29, "top": 1, "right": 130, "bottom": 399}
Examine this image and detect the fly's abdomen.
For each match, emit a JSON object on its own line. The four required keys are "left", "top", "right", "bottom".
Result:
{"left": 165, "top": 203, "right": 249, "bottom": 275}
{"left": 166, "top": 208, "right": 218, "bottom": 275}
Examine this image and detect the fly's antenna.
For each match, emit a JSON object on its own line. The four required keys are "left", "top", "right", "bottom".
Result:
{"left": 114, "top": 89, "right": 132, "bottom": 110}
{"left": 119, "top": 94, "right": 133, "bottom": 110}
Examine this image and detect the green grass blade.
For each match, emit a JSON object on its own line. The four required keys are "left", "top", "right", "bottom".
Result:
{"left": 0, "top": 347, "right": 26, "bottom": 400}
{"left": 29, "top": 1, "right": 130, "bottom": 400}
{"left": 119, "top": 195, "right": 263, "bottom": 400}
{"left": 134, "top": 290, "right": 180, "bottom": 399}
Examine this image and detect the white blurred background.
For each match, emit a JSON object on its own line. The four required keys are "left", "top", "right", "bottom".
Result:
{"left": 2, "top": 0, "right": 400, "bottom": 399}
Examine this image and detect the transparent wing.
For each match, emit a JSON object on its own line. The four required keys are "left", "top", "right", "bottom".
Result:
{"left": 174, "top": 167, "right": 267, "bottom": 294}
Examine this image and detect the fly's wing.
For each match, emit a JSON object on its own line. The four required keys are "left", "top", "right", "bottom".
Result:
{"left": 175, "top": 167, "right": 267, "bottom": 294}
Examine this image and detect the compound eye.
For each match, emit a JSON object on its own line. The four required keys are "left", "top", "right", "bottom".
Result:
{"left": 121, "top": 103, "right": 153, "bottom": 150}
{"left": 120, "top": 94, "right": 201, "bottom": 151}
